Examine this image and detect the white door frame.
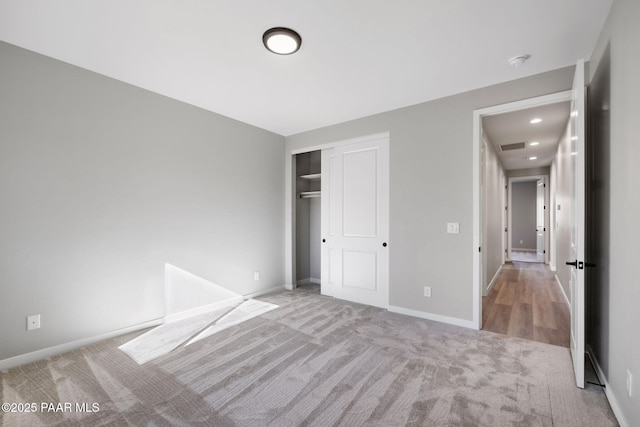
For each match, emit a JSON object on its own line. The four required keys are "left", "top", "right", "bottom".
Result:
{"left": 472, "top": 91, "right": 571, "bottom": 330}
{"left": 284, "top": 132, "right": 390, "bottom": 291}
{"left": 507, "top": 175, "right": 549, "bottom": 263}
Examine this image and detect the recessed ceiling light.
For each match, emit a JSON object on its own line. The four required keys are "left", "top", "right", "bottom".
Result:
{"left": 530, "top": 118, "right": 542, "bottom": 124}
{"left": 529, "top": 141, "right": 540, "bottom": 146}
{"left": 263, "top": 27, "right": 302, "bottom": 55}
{"left": 528, "top": 156, "right": 538, "bottom": 160}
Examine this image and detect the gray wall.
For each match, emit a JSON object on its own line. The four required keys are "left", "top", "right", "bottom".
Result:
{"left": 511, "top": 181, "right": 538, "bottom": 250}
{"left": 0, "top": 41, "right": 285, "bottom": 361}
{"left": 286, "top": 67, "right": 574, "bottom": 321}
{"left": 481, "top": 136, "right": 505, "bottom": 293}
{"left": 587, "top": 0, "right": 640, "bottom": 424}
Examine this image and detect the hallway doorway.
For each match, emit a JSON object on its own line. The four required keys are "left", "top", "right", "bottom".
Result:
{"left": 482, "top": 261, "right": 570, "bottom": 347}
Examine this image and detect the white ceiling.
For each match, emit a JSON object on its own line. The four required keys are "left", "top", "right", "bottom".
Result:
{"left": 483, "top": 101, "right": 571, "bottom": 170}
{"left": 0, "top": 0, "right": 612, "bottom": 136}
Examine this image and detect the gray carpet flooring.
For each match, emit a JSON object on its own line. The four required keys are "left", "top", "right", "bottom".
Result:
{"left": 1, "top": 287, "right": 617, "bottom": 426}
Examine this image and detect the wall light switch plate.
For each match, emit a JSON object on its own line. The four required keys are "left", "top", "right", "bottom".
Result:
{"left": 447, "top": 223, "right": 460, "bottom": 234}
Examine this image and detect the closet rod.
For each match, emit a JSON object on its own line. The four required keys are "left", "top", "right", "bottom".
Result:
{"left": 299, "top": 191, "right": 321, "bottom": 199}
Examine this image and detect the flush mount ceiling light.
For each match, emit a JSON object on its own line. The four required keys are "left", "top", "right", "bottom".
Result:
{"left": 530, "top": 118, "right": 542, "bottom": 124}
{"left": 529, "top": 141, "right": 540, "bottom": 146}
{"left": 263, "top": 27, "right": 302, "bottom": 55}
{"left": 528, "top": 156, "right": 538, "bottom": 160}
{"left": 508, "top": 54, "right": 531, "bottom": 67}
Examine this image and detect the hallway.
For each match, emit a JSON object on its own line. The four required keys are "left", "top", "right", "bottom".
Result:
{"left": 482, "top": 262, "right": 570, "bottom": 347}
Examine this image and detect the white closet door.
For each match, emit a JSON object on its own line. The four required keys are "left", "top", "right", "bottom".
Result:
{"left": 321, "top": 136, "right": 389, "bottom": 308}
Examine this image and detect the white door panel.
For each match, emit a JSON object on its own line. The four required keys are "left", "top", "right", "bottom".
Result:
{"left": 321, "top": 136, "right": 389, "bottom": 308}
{"left": 568, "top": 59, "right": 586, "bottom": 389}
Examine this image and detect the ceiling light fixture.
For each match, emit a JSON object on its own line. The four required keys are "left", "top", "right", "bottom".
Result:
{"left": 529, "top": 141, "right": 540, "bottom": 146}
{"left": 528, "top": 156, "right": 538, "bottom": 160}
{"left": 263, "top": 27, "right": 302, "bottom": 55}
{"left": 530, "top": 118, "right": 542, "bottom": 124}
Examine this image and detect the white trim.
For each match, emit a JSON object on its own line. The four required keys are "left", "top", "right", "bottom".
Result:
{"left": 388, "top": 305, "right": 475, "bottom": 329}
{"left": 244, "top": 285, "right": 287, "bottom": 299}
{"left": 554, "top": 274, "right": 571, "bottom": 310}
{"left": 587, "top": 345, "right": 630, "bottom": 427}
{"left": 0, "top": 319, "right": 162, "bottom": 372}
{"left": 507, "top": 174, "right": 550, "bottom": 264}
{"left": 486, "top": 265, "right": 503, "bottom": 294}
{"left": 290, "top": 132, "right": 390, "bottom": 155}
{"left": 473, "top": 91, "right": 572, "bottom": 331}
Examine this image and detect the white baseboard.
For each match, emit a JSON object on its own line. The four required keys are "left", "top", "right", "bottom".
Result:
{"left": 587, "top": 345, "right": 630, "bottom": 427}
{"left": 388, "top": 305, "right": 475, "bottom": 329}
{"left": 554, "top": 274, "right": 571, "bottom": 311}
{"left": 244, "top": 285, "right": 286, "bottom": 299}
{"left": 0, "top": 319, "right": 162, "bottom": 372}
{"left": 486, "top": 265, "right": 503, "bottom": 295}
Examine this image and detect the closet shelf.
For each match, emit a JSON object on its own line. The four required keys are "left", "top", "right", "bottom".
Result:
{"left": 299, "top": 191, "right": 321, "bottom": 199}
{"left": 299, "top": 173, "right": 321, "bottom": 181}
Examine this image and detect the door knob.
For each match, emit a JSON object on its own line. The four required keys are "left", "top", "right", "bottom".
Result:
{"left": 382, "top": 242, "right": 387, "bottom": 247}
{"left": 566, "top": 260, "right": 578, "bottom": 267}
{"left": 322, "top": 239, "right": 326, "bottom": 243}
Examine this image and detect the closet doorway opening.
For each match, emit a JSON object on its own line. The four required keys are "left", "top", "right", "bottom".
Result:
{"left": 293, "top": 150, "right": 322, "bottom": 292}
{"left": 285, "top": 133, "right": 390, "bottom": 309}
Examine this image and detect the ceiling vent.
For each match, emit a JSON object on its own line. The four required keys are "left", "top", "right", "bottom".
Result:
{"left": 500, "top": 142, "right": 526, "bottom": 152}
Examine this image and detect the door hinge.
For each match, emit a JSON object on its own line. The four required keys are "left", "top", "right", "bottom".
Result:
{"left": 544, "top": 205, "right": 546, "bottom": 210}
{"left": 543, "top": 250, "right": 546, "bottom": 254}
{"left": 544, "top": 227, "right": 546, "bottom": 231}
{"left": 479, "top": 246, "right": 481, "bottom": 253}
{"left": 505, "top": 227, "right": 508, "bottom": 232}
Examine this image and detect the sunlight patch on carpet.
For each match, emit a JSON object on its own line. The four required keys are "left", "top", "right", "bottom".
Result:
{"left": 186, "top": 299, "right": 279, "bottom": 346}
{"left": 119, "top": 299, "right": 278, "bottom": 364}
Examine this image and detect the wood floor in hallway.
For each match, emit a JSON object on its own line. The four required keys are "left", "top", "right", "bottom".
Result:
{"left": 482, "top": 261, "right": 570, "bottom": 347}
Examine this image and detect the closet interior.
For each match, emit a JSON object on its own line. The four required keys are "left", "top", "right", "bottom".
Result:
{"left": 295, "top": 150, "right": 321, "bottom": 287}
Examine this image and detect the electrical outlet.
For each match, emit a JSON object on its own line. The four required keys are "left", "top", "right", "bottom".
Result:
{"left": 627, "top": 369, "right": 633, "bottom": 398}
{"left": 254, "top": 271, "right": 260, "bottom": 281}
{"left": 27, "top": 314, "right": 40, "bottom": 331}
{"left": 424, "top": 286, "right": 432, "bottom": 298}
